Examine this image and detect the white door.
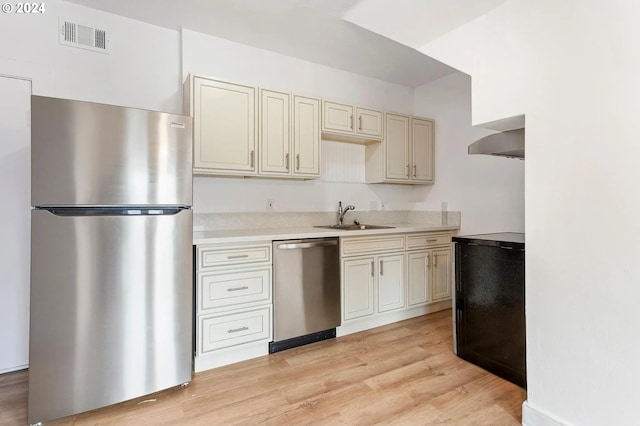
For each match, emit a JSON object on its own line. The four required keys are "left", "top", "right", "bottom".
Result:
{"left": 355, "top": 107, "right": 383, "bottom": 138}
{"left": 293, "top": 95, "right": 320, "bottom": 177}
{"left": 194, "top": 78, "right": 256, "bottom": 174}
{"left": 342, "top": 257, "right": 375, "bottom": 320}
{"left": 322, "top": 101, "right": 354, "bottom": 134}
{"left": 412, "top": 118, "right": 434, "bottom": 183}
{"left": 432, "top": 248, "right": 452, "bottom": 301}
{"left": 0, "top": 76, "right": 31, "bottom": 373}
{"left": 259, "top": 89, "right": 290, "bottom": 175}
{"left": 407, "top": 251, "right": 431, "bottom": 306}
{"left": 384, "top": 113, "right": 410, "bottom": 181}
{"left": 377, "top": 254, "right": 405, "bottom": 312}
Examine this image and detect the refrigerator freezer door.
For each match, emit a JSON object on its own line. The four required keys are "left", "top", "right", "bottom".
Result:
{"left": 28, "top": 209, "right": 193, "bottom": 424}
{"left": 31, "top": 96, "right": 192, "bottom": 207}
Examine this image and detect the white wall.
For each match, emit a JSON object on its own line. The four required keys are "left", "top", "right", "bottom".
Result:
{"left": 414, "top": 72, "right": 524, "bottom": 235}
{"left": 413, "top": 1, "right": 640, "bottom": 424}
{"left": 182, "top": 29, "right": 426, "bottom": 213}
{"left": 0, "top": 0, "right": 180, "bottom": 112}
{"left": 0, "top": 77, "right": 31, "bottom": 373}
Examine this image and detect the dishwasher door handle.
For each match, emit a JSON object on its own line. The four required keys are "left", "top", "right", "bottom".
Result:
{"left": 276, "top": 240, "right": 338, "bottom": 250}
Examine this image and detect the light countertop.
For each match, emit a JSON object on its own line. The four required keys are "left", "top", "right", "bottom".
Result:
{"left": 193, "top": 223, "right": 459, "bottom": 245}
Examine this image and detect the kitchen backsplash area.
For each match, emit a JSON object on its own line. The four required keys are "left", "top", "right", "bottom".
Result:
{"left": 193, "top": 210, "right": 460, "bottom": 231}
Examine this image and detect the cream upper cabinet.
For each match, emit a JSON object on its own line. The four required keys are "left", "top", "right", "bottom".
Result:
{"left": 260, "top": 91, "right": 320, "bottom": 178}
{"left": 355, "top": 107, "right": 383, "bottom": 139}
{"left": 191, "top": 76, "right": 257, "bottom": 175}
{"left": 365, "top": 113, "right": 435, "bottom": 185}
{"left": 322, "top": 101, "right": 354, "bottom": 134}
{"left": 384, "top": 113, "right": 411, "bottom": 181}
{"left": 293, "top": 95, "right": 321, "bottom": 177}
{"left": 259, "top": 89, "right": 290, "bottom": 175}
{"left": 322, "top": 100, "right": 383, "bottom": 142}
{"left": 411, "top": 118, "right": 434, "bottom": 183}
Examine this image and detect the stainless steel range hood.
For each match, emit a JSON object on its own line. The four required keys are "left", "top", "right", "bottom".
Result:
{"left": 468, "top": 128, "right": 524, "bottom": 159}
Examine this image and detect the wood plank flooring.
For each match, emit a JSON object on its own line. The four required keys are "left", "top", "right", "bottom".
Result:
{"left": 0, "top": 310, "right": 523, "bottom": 425}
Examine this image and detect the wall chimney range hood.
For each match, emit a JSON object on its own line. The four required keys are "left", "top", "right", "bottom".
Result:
{"left": 468, "top": 128, "right": 524, "bottom": 159}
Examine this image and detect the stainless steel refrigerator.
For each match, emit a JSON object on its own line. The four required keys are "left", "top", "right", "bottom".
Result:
{"left": 28, "top": 96, "right": 193, "bottom": 424}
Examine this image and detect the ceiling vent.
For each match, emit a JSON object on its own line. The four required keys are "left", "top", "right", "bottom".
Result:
{"left": 58, "top": 17, "right": 110, "bottom": 54}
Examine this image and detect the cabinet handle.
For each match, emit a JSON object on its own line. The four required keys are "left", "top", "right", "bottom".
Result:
{"left": 426, "top": 239, "right": 438, "bottom": 243}
{"left": 285, "top": 153, "right": 290, "bottom": 170}
{"left": 406, "top": 164, "right": 410, "bottom": 177}
{"left": 371, "top": 260, "right": 374, "bottom": 277}
{"left": 379, "top": 259, "right": 383, "bottom": 276}
{"left": 427, "top": 253, "right": 430, "bottom": 267}
{"left": 413, "top": 165, "right": 417, "bottom": 178}
{"left": 358, "top": 116, "right": 362, "bottom": 130}
{"left": 296, "top": 154, "right": 300, "bottom": 170}
{"left": 350, "top": 115, "right": 353, "bottom": 130}
{"left": 250, "top": 150, "right": 255, "bottom": 168}
{"left": 227, "top": 286, "right": 249, "bottom": 292}
{"left": 227, "top": 254, "right": 249, "bottom": 259}
{"left": 228, "top": 326, "right": 249, "bottom": 334}
{"left": 434, "top": 253, "right": 438, "bottom": 267}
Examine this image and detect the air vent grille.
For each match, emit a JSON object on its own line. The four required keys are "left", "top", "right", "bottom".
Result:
{"left": 59, "top": 17, "right": 110, "bottom": 54}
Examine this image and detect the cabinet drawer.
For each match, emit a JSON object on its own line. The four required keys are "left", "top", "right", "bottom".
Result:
{"left": 199, "top": 307, "right": 271, "bottom": 353}
{"left": 199, "top": 267, "right": 271, "bottom": 312}
{"left": 197, "top": 243, "right": 271, "bottom": 269}
{"left": 341, "top": 235, "right": 405, "bottom": 257}
{"left": 406, "top": 233, "right": 451, "bottom": 250}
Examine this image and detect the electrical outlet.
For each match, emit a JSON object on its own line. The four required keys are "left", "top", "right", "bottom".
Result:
{"left": 266, "top": 199, "right": 275, "bottom": 211}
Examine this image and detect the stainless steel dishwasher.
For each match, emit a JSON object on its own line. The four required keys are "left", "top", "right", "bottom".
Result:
{"left": 269, "top": 237, "right": 341, "bottom": 353}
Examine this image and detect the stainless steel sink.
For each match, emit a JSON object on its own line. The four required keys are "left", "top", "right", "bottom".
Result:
{"left": 313, "top": 224, "right": 395, "bottom": 231}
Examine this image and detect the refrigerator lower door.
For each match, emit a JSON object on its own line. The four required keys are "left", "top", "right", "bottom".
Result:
{"left": 28, "top": 209, "right": 193, "bottom": 424}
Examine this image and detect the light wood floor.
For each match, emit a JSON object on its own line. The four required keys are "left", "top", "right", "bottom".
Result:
{"left": 0, "top": 310, "right": 523, "bottom": 425}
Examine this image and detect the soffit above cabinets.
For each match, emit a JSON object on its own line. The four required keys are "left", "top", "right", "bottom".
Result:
{"left": 64, "top": 0, "right": 459, "bottom": 87}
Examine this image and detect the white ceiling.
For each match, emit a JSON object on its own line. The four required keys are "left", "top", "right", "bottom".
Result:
{"left": 64, "top": 0, "right": 505, "bottom": 87}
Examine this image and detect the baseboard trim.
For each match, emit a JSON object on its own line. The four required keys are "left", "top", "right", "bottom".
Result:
{"left": 522, "top": 401, "right": 566, "bottom": 426}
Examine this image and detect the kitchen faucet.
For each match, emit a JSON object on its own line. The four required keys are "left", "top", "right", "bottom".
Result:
{"left": 337, "top": 201, "right": 355, "bottom": 226}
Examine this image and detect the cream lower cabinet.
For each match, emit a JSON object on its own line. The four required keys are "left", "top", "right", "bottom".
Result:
{"left": 342, "top": 254, "right": 405, "bottom": 321}
{"left": 339, "top": 232, "right": 452, "bottom": 336}
{"left": 194, "top": 242, "right": 273, "bottom": 372}
{"left": 406, "top": 233, "right": 453, "bottom": 308}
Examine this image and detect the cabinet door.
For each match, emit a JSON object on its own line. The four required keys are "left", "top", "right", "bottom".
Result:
{"left": 355, "top": 107, "right": 383, "bottom": 139}
{"left": 293, "top": 95, "right": 320, "bottom": 177}
{"left": 407, "top": 251, "right": 431, "bottom": 306}
{"left": 193, "top": 78, "right": 256, "bottom": 174}
{"left": 411, "top": 118, "right": 434, "bottom": 183}
{"left": 343, "top": 257, "right": 375, "bottom": 320}
{"left": 259, "top": 89, "right": 290, "bottom": 175}
{"left": 322, "top": 101, "right": 354, "bottom": 134}
{"left": 378, "top": 254, "right": 405, "bottom": 313}
{"left": 384, "top": 113, "right": 410, "bottom": 181}
{"left": 432, "top": 248, "right": 452, "bottom": 301}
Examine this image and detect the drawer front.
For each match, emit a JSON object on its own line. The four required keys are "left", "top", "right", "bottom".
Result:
{"left": 406, "top": 232, "right": 451, "bottom": 250}
{"left": 200, "top": 307, "right": 272, "bottom": 353}
{"left": 199, "top": 267, "right": 271, "bottom": 312}
{"left": 341, "top": 235, "right": 405, "bottom": 257}
{"left": 198, "top": 243, "right": 271, "bottom": 269}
